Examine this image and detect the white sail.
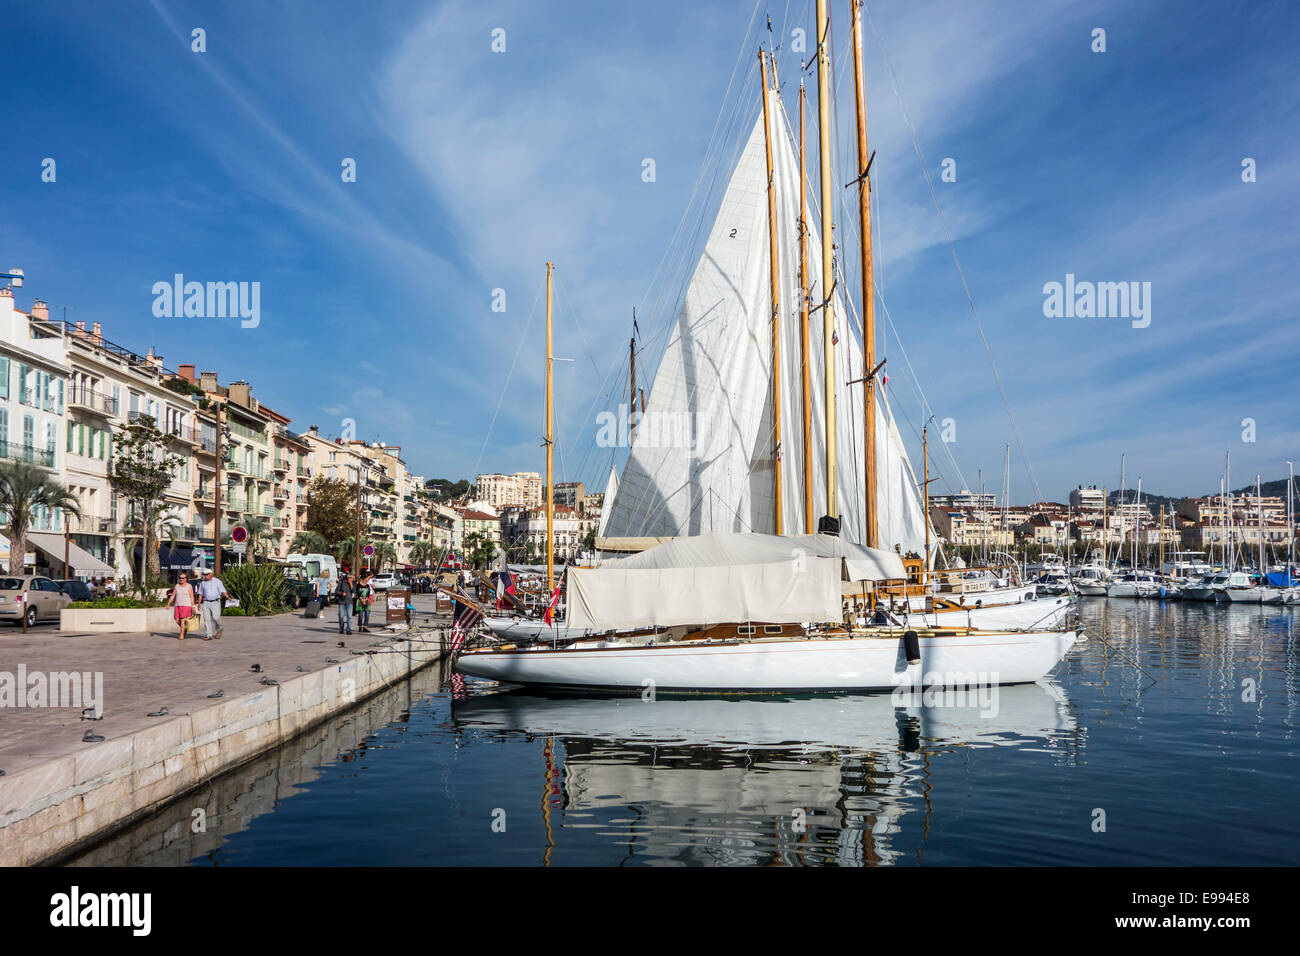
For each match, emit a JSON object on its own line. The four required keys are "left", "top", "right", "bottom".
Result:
{"left": 603, "top": 92, "right": 931, "bottom": 556}
{"left": 596, "top": 466, "right": 619, "bottom": 538}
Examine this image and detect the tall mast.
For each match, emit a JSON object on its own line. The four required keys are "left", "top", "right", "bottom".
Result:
{"left": 759, "top": 50, "right": 783, "bottom": 535}
{"left": 1257, "top": 474, "right": 1264, "bottom": 572}
{"left": 1134, "top": 477, "right": 1142, "bottom": 568}
{"left": 1289, "top": 460, "right": 1295, "bottom": 581}
{"left": 545, "top": 262, "right": 555, "bottom": 591}
{"left": 628, "top": 311, "right": 637, "bottom": 444}
{"left": 1101, "top": 486, "right": 1107, "bottom": 568}
{"left": 798, "top": 83, "right": 814, "bottom": 534}
{"left": 1226, "top": 450, "right": 1231, "bottom": 569}
{"left": 922, "top": 423, "right": 930, "bottom": 575}
{"left": 850, "top": 0, "right": 877, "bottom": 548}
{"left": 815, "top": 0, "right": 837, "bottom": 524}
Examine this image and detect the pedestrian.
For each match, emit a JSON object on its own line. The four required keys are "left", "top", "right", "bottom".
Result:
{"left": 356, "top": 572, "right": 374, "bottom": 633}
{"left": 315, "top": 569, "right": 332, "bottom": 607}
{"left": 167, "top": 572, "right": 197, "bottom": 641}
{"left": 104, "top": 577, "right": 117, "bottom": 597}
{"left": 335, "top": 572, "right": 355, "bottom": 635}
{"left": 197, "top": 568, "right": 229, "bottom": 640}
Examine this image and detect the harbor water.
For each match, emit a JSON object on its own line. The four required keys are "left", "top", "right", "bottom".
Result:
{"left": 69, "top": 599, "right": 1299, "bottom": 866}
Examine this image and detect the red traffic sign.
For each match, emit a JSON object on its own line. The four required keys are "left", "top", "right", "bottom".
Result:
{"left": 363, "top": 544, "right": 375, "bottom": 557}
{"left": 231, "top": 525, "right": 248, "bottom": 543}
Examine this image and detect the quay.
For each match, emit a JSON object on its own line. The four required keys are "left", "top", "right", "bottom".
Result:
{"left": 0, "top": 595, "right": 452, "bottom": 866}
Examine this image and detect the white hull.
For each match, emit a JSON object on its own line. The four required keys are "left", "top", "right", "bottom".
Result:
{"left": 1106, "top": 583, "right": 1159, "bottom": 599}
{"left": 1075, "top": 581, "right": 1109, "bottom": 597}
{"left": 1259, "top": 588, "right": 1284, "bottom": 605}
{"left": 903, "top": 582, "right": 1036, "bottom": 611}
{"left": 483, "top": 616, "right": 597, "bottom": 642}
{"left": 1183, "top": 587, "right": 1218, "bottom": 602}
{"left": 457, "top": 628, "right": 1079, "bottom": 693}
{"left": 1218, "top": 587, "right": 1261, "bottom": 603}
{"left": 904, "top": 597, "right": 1073, "bottom": 631}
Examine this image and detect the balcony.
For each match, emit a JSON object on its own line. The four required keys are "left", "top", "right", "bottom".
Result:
{"left": 224, "top": 495, "right": 248, "bottom": 513}
{"left": 262, "top": 505, "right": 276, "bottom": 518}
{"left": 273, "top": 457, "right": 290, "bottom": 472}
{"left": 166, "top": 424, "right": 200, "bottom": 444}
{"left": 67, "top": 385, "right": 118, "bottom": 417}
{"left": 127, "top": 410, "right": 157, "bottom": 426}
{"left": 194, "top": 487, "right": 215, "bottom": 504}
{"left": 1, "top": 443, "right": 56, "bottom": 468}
{"left": 273, "top": 485, "right": 288, "bottom": 501}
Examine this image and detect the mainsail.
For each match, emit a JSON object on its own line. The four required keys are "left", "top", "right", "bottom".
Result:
{"left": 602, "top": 93, "right": 932, "bottom": 556}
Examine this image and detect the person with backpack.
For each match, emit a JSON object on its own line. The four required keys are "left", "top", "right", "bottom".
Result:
{"left": 356, "top": 572, "right": 374, "bottom": 633}
{"left": 335, "top": 572, "right": 355, "bottom": 635}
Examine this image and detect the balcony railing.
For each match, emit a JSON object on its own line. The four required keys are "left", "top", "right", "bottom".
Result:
{"left": 224, "top": 495, "right": 248, "bottom": 512}
{"left": 166, "top": 424, "right": 200, "bottom": 444}
{"left": 273, "top": 457, "right": 290, "bottom": 471}
{"left": 67, "top": 385, "right": 119, "bottom": 415}
{"left": 197, "top": 436, "right": 217, "bottom": 455}
{"left": 1, "top": 443, "right": 56, "bottom": 468}
{"left": 273, "top": 485, "right": 288, "bottom": 500}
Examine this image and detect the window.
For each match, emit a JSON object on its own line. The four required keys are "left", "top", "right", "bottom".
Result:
{"left": 0, "top": 356, "right": 8, "bottom": 399}
{"left": 0, "top": 408, "right": 6, "bottom": 457}
{"left": 67, "top": 421, "right": 75, "bottom": 453}
{"left": 22, "top": 415, "right": 34, "bottom": 461}
{"left": 78, "top": 424, "right": 85, "bottom": 457}
{"left": 18, "top": 364, "right": 32, "bottom": 406}
{"left": 45, "top": 421, "right": 56, "bottom": 467}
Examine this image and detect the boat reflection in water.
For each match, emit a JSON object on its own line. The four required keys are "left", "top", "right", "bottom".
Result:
{"left": 453, "top": 681, "right": 1082, "bottom": 866}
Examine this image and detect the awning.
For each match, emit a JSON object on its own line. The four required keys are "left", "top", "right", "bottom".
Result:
{"left": 26, "top": 532, "right": 115, "bottom": 576}
{"left": 131, "top": 542, "right": 205, "bottom": 571}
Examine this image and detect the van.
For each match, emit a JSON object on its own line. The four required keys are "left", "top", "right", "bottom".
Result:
{"left": 285, "top": 553, "right": 339, "bottom": 606}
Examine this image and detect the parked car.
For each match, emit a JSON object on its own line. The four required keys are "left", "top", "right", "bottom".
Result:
{"left": 0, "top": 575, "right": 73, "bottom": 627}
{"left": 370, "top": 573, "right": 396, "bottom": 591}
{"left": 56, "top": 579, "right": 95, "bottom": 602}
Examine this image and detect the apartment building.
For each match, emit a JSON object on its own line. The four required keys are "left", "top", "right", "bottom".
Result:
{"left": 476, "top": 471, "right": 542, "bottom": 510}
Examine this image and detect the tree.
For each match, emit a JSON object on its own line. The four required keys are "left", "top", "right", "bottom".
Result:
{"left": 334, "top": 536, "right": 368, "bottom": 567}
{"left": 463, "top": 530, "right": 497, "bottom": 569}
{"left": 290, "top": 530, "right": 329, "bottom": 554}
{"left": 306, "top": 476, "right": 356, "bottom": 544}
{"left": 0, "top": 462, "right": 82, "bottom": 575}
{"left": 120, "top": 502, "right": 183, "bottom": 579}
{"left": 242, "top": 515, "right": 273, "bottom": 563}
{"left": 409, "top": 540, "right": 435, "bottom": 566}
{"left": 108, "top": 420, "right": 184, "bottom": 588}
{"left": 372, "top": 541, "right": 397, "bottom": 570}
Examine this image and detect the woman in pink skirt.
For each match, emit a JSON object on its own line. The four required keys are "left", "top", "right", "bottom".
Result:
{"left": 168, "top": 572, "right": 197, "bottom": 641}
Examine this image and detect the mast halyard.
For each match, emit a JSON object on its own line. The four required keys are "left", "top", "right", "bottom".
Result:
{"left": 629, "top": 310, "right": 637, "bottom": 445}
{"left": 815, "top": 0, "right": 837, "bottom": 527}
{"left": 850, "top": 0, "right": 877, "bottom": 549}
{"left": 798, "top": 82, "right": 814, "bottom": 535}
{"left": 759, "top": 50, "right": 783, "bottom": 535}
{"left": 545, "top": 261, "right": 555, "bottom": 592}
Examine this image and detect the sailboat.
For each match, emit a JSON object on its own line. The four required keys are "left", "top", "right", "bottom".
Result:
{"left": 457, "top": 0, "right": 1078, "bottom": 693}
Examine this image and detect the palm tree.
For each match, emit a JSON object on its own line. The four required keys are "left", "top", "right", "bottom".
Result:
{"left": 121, "top": 501, "right": 182, "bottom": 584}
{"left": 372, "top": 541, "right": 397, "bottom": 570}
{"left": 290, "top": 530, "right": 329, "bottom": 554}
{"left": 242, "top": 515, "right": 273, "bottom": 563}
{"left": 335, "top": 536, "right": 366, "bottom": 568}
{"left": 409, "top": 540, "right": 435, "bottom": 566}
{"left": 0, "top": 462, "right": 83, "bottom": 575}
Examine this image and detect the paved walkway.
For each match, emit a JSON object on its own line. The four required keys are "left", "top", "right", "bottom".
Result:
{"left": 0, "top": 593, "right": 450, "bottom": 780}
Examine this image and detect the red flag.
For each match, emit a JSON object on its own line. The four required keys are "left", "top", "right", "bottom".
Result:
{"left": 542, "top": 583, "right": 562, "bottom": 628}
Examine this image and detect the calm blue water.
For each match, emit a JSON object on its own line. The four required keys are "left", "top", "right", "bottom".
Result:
{"left": 72, "top": 600, "right": 1299, "bottom": 866}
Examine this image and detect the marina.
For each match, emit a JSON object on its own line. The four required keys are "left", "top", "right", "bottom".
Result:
{"left": 57, "top": 597, "right": 1299, "bottom": 867}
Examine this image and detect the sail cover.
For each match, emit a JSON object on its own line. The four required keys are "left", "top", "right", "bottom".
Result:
{"left": 566, "top": 557, "right": 843, "bottom": 631}
{"left": 602, "top": 92, "right": 932, "bottom": 556}
{"left": 597, "top": 530, "right": 904, "bottom": 582}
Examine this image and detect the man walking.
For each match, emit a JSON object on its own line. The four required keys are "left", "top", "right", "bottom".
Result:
{"left": 197, "top": 568, "right": 228, "bottom": 641}
{"left": 335, "top": 572, "right": 355, "bottom": 635}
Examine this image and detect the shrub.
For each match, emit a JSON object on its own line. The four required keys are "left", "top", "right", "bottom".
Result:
{"left": 68, "top": 597, "right": 158, "bottom": 609}
{"left": 221, "top": 564, "right": 292, "bottom": 615}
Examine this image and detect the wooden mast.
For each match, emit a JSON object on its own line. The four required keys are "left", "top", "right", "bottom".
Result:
{"left": 798, "top": 82, "right": 814, "bottom": 534}
{"left": 628, "top": 311, "right": 637, "bottom": 444}
{"left": 923, "top": 422, "right": 930, "bottom": 575}
{"left": 759, "top": 50, "right": 783, "bottom": 535}
{"left": 815, "top": 0, "right": 837, "bottom": 524}
{"left": 850, "top": 0, "right": 877, "bottom": 548}
{"left": 545, "top": 262, "right": 555, "bottom": 591}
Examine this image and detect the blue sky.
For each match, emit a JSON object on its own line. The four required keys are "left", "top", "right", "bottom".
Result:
{"left": 2, "top": 0, "right": 1297, "bottom": 503}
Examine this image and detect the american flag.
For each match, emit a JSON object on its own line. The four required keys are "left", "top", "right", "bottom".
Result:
{"left": 448, "top": 596, "right": 484, "bottom": 655}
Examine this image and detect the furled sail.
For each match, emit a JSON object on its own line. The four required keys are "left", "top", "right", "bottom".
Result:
{"left": 602, "top": 92, "right": 931, "bottom": 557}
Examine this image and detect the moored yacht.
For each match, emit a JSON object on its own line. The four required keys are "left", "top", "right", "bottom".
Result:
{"left": 1106, "top": 570, "right": 1161, "bottom": 599}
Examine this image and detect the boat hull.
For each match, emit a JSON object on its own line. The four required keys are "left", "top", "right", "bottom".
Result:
{"left": 457, "top": 628, "right": 1080, "bottom": 693}
{"left": 908, "top": 596, "right": 1073, "bottom": 631}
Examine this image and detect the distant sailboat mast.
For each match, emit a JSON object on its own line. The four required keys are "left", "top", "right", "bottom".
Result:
{"left": 545, "top": 261, "right": 555, "bottom": 591}
{"left": 815, "top": 0, "right": 837, "bottom": 525}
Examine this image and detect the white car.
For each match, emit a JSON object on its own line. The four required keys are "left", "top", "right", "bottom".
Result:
{"left": 369, "top": 573, "right": 396, "bottom": 591}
